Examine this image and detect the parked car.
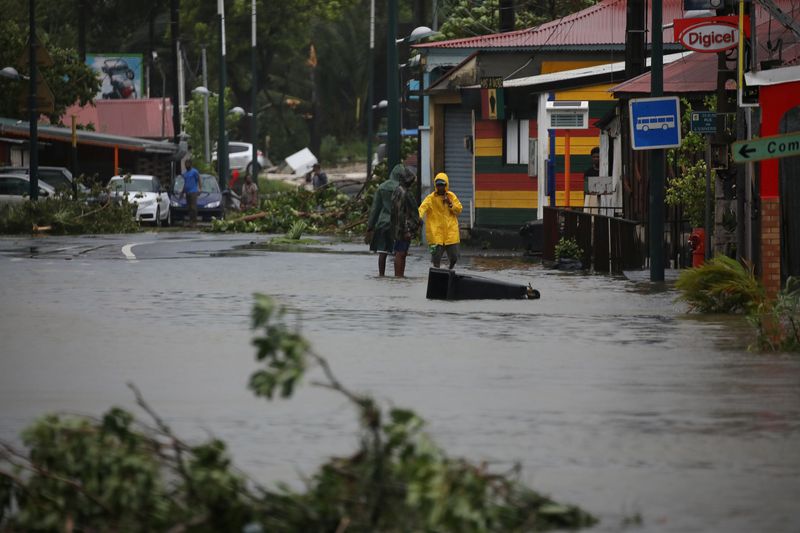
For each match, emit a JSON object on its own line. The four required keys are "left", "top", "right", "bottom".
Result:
{"left": 0, "top": 173, "right": 57, "bottom": 205}
{"left": 0, "top": 166, "right": 89, "bottom": 194}
{"left": 107, "top": 174, "right": 171, "bottom": 226}
{"left": 169, "top": 173, "right": 238, "bottom": 221}
{"left": 212, "top": 142, "right": 266, "bottom": 175}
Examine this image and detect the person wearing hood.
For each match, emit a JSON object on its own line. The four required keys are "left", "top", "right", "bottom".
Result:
{"left": 390, "top": 167, "right": 421, "bottom": 277}
{"left": 365, "top": 163, "right": 404, "bottom": 276}
{"left": 418, "top": 172, "right": 462, "bottom": 269}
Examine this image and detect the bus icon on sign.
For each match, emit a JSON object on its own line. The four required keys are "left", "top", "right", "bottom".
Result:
{"left": 636, "top": 115, "right": 676, "bottom": 132}
{"left": 629, "top": 96, "right": 682, "bottom": 150}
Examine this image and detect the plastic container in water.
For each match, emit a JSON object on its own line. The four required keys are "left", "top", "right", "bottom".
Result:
{"left": 425, "top": 268, "right": 540, "bottom": 300}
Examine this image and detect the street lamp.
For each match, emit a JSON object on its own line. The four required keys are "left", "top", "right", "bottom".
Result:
{"left": 386, "top": 18, "right": 441, "bottom": 171}
{"left": 0, "top": 67, "right": 29, "bottom": 80}
{"left": 249, "top": 0, "right": 258, "bottom": 180}
{"left": 217, "top": 0, "right": 229, "bottom": 193}
{"left": 396, "top": 26, "right": 439, "bottom": 204}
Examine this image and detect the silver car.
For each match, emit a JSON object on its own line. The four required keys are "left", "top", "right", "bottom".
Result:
{"left": 107, "top": 174, "right": 171, "bottom": 226}
{"left": 0, "top": 173, "right": 57, "bottom": 205}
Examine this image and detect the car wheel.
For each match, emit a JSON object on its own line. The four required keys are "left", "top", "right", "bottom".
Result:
{"left": 155, "top": 207, "right": 162, "bottom": 227}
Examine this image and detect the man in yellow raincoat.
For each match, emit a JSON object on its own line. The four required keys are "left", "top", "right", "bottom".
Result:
{"left": 418, "top": 172, "right": 463, "bottom": 269}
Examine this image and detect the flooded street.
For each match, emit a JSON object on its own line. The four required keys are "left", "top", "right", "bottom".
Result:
{"left": 1, "top": 233, "right": 799, "bottom": 532}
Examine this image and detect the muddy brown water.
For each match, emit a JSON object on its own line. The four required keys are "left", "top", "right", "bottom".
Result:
{"left": 1, "top": 234, "right": 799, "bottom": 532}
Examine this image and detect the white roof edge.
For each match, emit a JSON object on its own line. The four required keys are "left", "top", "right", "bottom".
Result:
{"left": 465, "top": 52, "right": 691, "bottom": 90}
{"left": 745, "top": 65, "right": 800, "bottom": 87}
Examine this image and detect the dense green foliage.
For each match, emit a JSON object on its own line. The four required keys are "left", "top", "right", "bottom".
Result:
{"left": 748, "top": 277, "right": 800, "bottom": 352}
{"left": 677, "top": 257, "right": 800, "bottom": 353}
{"left": 554, "top": 237, "right": 582, "bottom": 261}
{"left": 1, "top": 294, "right": 598, "bottom": 531}
{"left": 0, "top": 19, "right": 98, "bottom": 123}
{"left": 666, "top": 98, "right": 716, "bottom": 228}
{"left": 182, "top": 88, "right": 241, "bottom": 171}
{"left": 675, "top": 255, "right": 764, "bottom": 314}
{"left": 0, "top": 194, "right": 139, "bottom": 235}
{"left": 438, "top": 0, "right": 599, "bottom": 39}
{"left": 209, "top": 183, "right": 368, "bottom": 234}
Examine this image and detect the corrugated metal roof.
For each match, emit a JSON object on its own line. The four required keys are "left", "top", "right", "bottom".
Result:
{"left": 612, "top": 13, "right": 800, "bottom": 95}
{"left": 415, "top": 0, "right": 798, "bottom": 51}
{"left": 415, "top": 0, "right": 686, "bottom": 50}
{"left": 0, "top": 117, "right": 179, "bottom": 155}
{"left": 61, "top": 98, "right": 175, "bottom": 139}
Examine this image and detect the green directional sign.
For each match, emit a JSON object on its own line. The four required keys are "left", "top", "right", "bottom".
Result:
{"left": 732, "top": 132, "right": 800, "bottom": 163}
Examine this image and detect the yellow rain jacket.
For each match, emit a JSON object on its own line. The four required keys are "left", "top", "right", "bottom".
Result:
{"left": 418, "top": 172, "right": 462, "bottom": 245}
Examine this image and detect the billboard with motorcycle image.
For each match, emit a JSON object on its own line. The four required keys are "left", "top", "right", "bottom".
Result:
{"left": 86, "top": 54, "right": 143, "bottom": 100}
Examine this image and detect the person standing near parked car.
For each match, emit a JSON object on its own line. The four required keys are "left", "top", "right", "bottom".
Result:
{"left": 418, "top": 172, "right": 462, "bottom": 270}
{"left": 309, "top": 163, "right": 328, "bottom": 190}
{"left": 240, "top": 172, "right": 259, "bottom": 211}
{"left": 181, "top": 159, "right": 201, "bottom": 227}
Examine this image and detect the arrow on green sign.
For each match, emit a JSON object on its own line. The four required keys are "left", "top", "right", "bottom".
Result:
{"left": 732, "top": 132, "right": 800, "bottom": 163}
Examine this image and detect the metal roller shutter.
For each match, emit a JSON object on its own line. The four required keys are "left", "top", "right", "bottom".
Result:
{"left": 444, "top": 106, "right": 473, "bottom": 227}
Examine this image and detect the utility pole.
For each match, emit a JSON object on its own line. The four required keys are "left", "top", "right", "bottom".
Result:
{"left": 387, "top": 0, "right": 400, "bottom": 170}
{"left": 624, "top": 0, "right": 646, "bottom": 80}
{"left": 201, "top": 46, "right": 210, "bottom": 165}
{"left": 366, "top": 0, "right": 376, "bottom": 181}
{"left": 250, "top": 0, "right": 257, "bottom": 177}
{"left": 170, "top": 0, "right": 180, "bottom": 143}
{"left": 649, "top": 0, "right": 665, "bottom": 281}
{"left": 28, "top": 0, "right": 39, "bottom": 201}
{"left": 217, "top": 0, "right": 228, "bottom": 191}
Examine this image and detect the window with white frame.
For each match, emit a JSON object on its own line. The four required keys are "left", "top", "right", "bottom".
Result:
{"left": 505, "top": 119, "right": 529, "bottom": 165}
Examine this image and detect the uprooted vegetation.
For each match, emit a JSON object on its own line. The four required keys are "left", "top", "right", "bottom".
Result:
{"left": 211, "top": 161, "right": 390, "bottom": 235}
{"left": 676, "top": 255, "right": 800, "bottom": 352}
{"left": 0, "top": 190, "right": 139, "bottom": 235}
{"left": 0, "top": 294, "right": 598, "bottom": 531}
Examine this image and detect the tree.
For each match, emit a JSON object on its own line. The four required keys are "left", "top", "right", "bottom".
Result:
{"left": 438, "top": 0, "right": 600, "bottom": 39}
{"left": 182, "top": 87, "right": 241, "bottom": 171}
{"left": 0, "top": 19, "right": 98, "bottom": 124}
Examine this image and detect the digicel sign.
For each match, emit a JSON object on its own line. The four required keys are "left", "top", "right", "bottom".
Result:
{"left": 674, "top": 16, "right": 750, "bottom": 53}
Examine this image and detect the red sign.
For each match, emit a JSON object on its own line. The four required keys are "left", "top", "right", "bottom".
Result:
{"left": 674, "top": 16, "right": 750, "bottom": 53}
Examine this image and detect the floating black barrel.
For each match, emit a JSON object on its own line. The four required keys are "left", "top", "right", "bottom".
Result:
{"left": 426, "top": 268, "right": 539, "bottom": 300}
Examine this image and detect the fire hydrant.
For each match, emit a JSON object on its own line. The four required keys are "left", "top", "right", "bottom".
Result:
{"left": 688, "top": 228, "right": 705, "bottom": 267}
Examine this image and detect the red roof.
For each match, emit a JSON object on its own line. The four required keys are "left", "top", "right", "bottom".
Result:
{"left": 61, "top": 98, "right": 175, "bottom": 139}
{"left": 415, "top": 0, "right": 686, "bottom": 49}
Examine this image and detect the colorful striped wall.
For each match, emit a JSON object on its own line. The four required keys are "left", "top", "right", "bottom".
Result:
{"left": 474, "top": 119, "right": 538, "bottom": 227}
{"left": 470, "top": 59, "right": 619, "bottom": 228}
{"left": 551, "top": 85, "right": 616, "bottom": 208}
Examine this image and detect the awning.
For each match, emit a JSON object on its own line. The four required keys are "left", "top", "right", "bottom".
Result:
{"left": 0, "top": 117, "right": 179, "bottom": 156}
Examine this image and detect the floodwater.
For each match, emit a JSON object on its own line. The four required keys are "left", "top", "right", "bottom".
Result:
{"left": 1, "top": 234, "right": 799, "bottom": 532}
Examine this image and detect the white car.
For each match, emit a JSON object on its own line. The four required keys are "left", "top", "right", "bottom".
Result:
{"left": 212, "top": 142, "right": 266, "bottom": 175}
{"left": 0, "top": 173, "right": 57, "bottom": 205}
{"left": 107, "top": 174, "right": 171, "bottom": 226}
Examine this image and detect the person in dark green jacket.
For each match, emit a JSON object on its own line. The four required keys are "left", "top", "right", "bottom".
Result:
{"left": 366, "top": 164, "right": 404, "bottom": 276}
{"left": 390, "top": 168, "right": 420, "bottom": 277}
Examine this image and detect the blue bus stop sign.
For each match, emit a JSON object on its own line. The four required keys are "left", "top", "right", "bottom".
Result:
{"left": 629, "top": 96, "right": 682, "bottom": 150}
